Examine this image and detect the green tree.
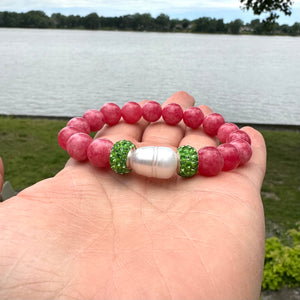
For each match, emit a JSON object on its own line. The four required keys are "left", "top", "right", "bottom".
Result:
{"left": 20, "top": 11, "right": 50, "bottom": 28}
{"left": 229, "top": 19, "right": 244, "bottom": 34}
{"left": 290, "top": 22, "right": 300, "bottom": 35}
{"left": 131, "top": 13, "right": 153, "bottom": 31}
{"left": 83, "top": 13, "right": 99, "bottom": 29}
{"left": 240, "top": 0, "right": 294, "bottom": 23}
{"left": 66, "top": 15, "right": 83, "bottom": 29}
{"left": 250, "top": 18, "right": 264, "bottom": 34}
{"left": 0, "top": 11, "right": 21, "bottom": 27}
{"left": 192, "top": 17, "right": 212, "bottom": 33}
{"left": 216, "top": 19, "right": 226, "bottom": 33}
{"left": 181, "top": 19, "right": 190, "bottom": 30}
{"left": 249, "top": 17, "right": 281, "bottom": 35}
{"left": 169, "top": 18, "right": 180, "bottom": 31}
{"left": 51, "top": 13, "right": 68, "bottom": 28}
{"left": 99, "top": 16, "right": 120, "bottom": 29}
{"left": 119, "top": 15, "right": 133, "bottom": 30}
{"left": 280, "top": 24, "right": 291, "bottom": 33}
{"left": 155, "top": 13, "right": 170, "bottom": 31}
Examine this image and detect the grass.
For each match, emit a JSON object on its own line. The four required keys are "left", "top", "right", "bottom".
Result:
{"left": 0, "top": 116, "right": 69, "bottom": 189}
{"left": 261, "top": 130, "right": 300, "bottom": 235}
{"left": 0, "top": 116, "right": 299, "bottom": 235}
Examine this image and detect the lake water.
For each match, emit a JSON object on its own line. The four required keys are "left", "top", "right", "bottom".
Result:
{"left": 0, "top": 28, "right": 299, "bottom": 125}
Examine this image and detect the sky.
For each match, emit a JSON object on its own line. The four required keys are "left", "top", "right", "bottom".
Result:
{"left": 1, "top": 0, "right": 299, "bottom": 25}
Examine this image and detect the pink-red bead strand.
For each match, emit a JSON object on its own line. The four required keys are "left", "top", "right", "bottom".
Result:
{"left": 230, "top": 139, "right": 252, "bottom": 166}
{"left": 142, "top": 101, "right": 162, "bottom": 122}
{"left": 67, "top": 117, "right": 90, "bottom": 134}
{"left": 66, "top": 133, "right": 93, "bottom": 161}
{"left": 217, "top": 123, "right": 239, "bottom": 144}
{"left": 87, "top": 138, "right": 114, "bottom": 168}
{"left": 218, "top": 143, "right": 240, "bottom": 171}
{"left": 58, "top": 100, "right": 253, "bottom": 177}
{"left": 162, "top": 103, "right": 183, "bottom": 126}
{"left": 227, "top": 129, "right": 252, "bottom": 145}
{"left": 183, "top": 107, "right": 204, "bottom": 129}
{"left": 203, "top": 113, "right": 225, "bottom": 136}
{"left": 58, "top": 126, "right": 81, "bottom": 151}
{"left": 121, "top": 101, "right": 142, "bottom": 124}
{"left": 100, "top": 103, "right": 121, "bottom": 126}
{"left": 83, "top": 109, "right": 105, "bottom": 132}
{"left": 197, "top": 147, "right": 224, "bottom": 176}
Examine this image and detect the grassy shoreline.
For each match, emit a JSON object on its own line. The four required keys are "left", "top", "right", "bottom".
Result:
{"left": 0, "top": 116, "right": 299, "bottom": 236}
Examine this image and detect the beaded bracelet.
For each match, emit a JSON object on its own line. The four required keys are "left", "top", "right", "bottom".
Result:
{"left": 58, "top": 101, "right": 252, "bottom": 179}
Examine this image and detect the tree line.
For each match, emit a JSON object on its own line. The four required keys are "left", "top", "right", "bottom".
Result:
{"left": 0, "top": 11, "right": 299, "bottom": 36}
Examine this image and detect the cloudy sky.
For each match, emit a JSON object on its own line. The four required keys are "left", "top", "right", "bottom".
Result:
{"left": 1, "top": 0, "right": 299, "bottom": 24}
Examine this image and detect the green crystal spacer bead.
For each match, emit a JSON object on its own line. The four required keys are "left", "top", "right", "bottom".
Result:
{"left": 110, "top": 140, "right": 136, "bottom": 174}
{"left": 178, "top": 145, "right": 199, "bottom": 177}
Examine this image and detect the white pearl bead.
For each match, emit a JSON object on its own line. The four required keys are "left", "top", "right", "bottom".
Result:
{"left": 127, "top": 146, "right": 178, "bottom": 179}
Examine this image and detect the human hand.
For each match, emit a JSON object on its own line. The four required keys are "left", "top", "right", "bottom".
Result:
{"left": 0, "top": 91, "right": 266, "bottom": 300}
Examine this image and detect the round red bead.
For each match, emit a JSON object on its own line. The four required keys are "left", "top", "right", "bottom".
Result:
{"left": 230, "top": 139, "right": 252, "bottom": 166}
{"left": 100, "top": 103, "right": 121, "bottom": 126}
{"left": 198, "top": 146, "right": 224, "bottom": 176}
{"left": 83, "top": 109, "right": 105, "bottom": 132}
{"left": 67, "top": 117, "right": 90, "bottom": 134}
{"left": 203, "top": 113, "right": 225, "bottom": 136}
{"left": 227, "top": 130, "right": 252, "bottom": 145}
{"left": 142, "top": 101, "right": 162, "bottom": 122}
{"left": 66, "top": 133, "right": 93, "bottom": 161}
{"left": 218, "top": 143, "right": 240, "bottom": 171}
{"left": 162, "top": 103, "right": 183, "bottom": 126}
{"left": 87, "top": 138, "right": 114, "bottom": 168}
{"left": 121, "top": 101, "right": 142, "bottom": 124}
{"left": 183, "top": 107, "right": 204, "bottom": 129}
{"left": 58, "top": 126, "right": 80, "bottom": 151}
{"left": 217, "top": 123, "right": 239, "bottom": 144}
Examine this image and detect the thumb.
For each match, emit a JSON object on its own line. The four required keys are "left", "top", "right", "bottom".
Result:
{"left": 0, "top": 157, "right": 4, "bottom": 195}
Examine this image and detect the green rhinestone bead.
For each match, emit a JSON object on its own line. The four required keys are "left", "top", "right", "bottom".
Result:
{"left": 110, "top": 140, "right": 136, "bottom": 174}
{"left": 178, "top": 145, "right": 199, "bottom": 177}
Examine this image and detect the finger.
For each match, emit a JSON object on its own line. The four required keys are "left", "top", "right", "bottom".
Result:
{"left": 94, "top": 100, "right": 149, "bottom": 144}
{"left": 237, "top": 127, "right": 267, "bottom": 188}
{"left": 199, "top": 104, "right": 213, "bottom": 116}
{"left": 141, "top": 91, "right": 195, "bottom": 148}
{"left": 0, "top": 157, "right": 4, "bottom": 195}
{"left": 179, "top": 105, "right": 218, "bottom": 149}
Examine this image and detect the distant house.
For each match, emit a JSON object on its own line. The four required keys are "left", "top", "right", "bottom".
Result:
{"left": 175, "top": 24, "right": 183, "bottom": 30}
{"left": 240, "top": 26, "right": 254, "bottom": 33}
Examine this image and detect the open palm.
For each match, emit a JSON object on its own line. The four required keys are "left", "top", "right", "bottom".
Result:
{"left": 0, "top": 92, "right": 266, "bottom": 300}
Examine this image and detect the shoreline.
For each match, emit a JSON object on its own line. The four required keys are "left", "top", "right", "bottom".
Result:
{"left": 1, "top": 26, "right": 299, "bottom": 37}
{"left": 1, "top": 114, "right": 299, "bottom": 131}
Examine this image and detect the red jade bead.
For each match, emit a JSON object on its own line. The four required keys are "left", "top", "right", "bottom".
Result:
{"left": 66, "top": 133, "right": 93, "bottom": 161}
{"left": 162, "top": 103, "right": 183, "bottom": 125}
{"left": 183, "top": 107, "right": 204, "bottom": 129}
{"left": 227, "top": 129, "right": 251, "bottom": 145}
{"left": 198, "top": 147, "right": 224, "bottom": 176}
{"left": 121, "top": 101, "right": 142, "bottom": 124}
{"left": 230, "top": 139, "right": 252, "bottom": 166}
{"left": 142, "top": 101, "right": 162, "bottom": 122}
{"left": 203, "top": 113, "right": 225, "bottom": 136}
{"left": 87, "top": 138, "right": 114, "bottom": 168}
{"left": 58, "top": 126, "right": 80, "bottom": 150}
{"left": 217, "top": 143, "right": 240, "bottom": 171}
{"left": 217, "top": 123, "right": 239, "bottom": 144}
{"left": 100, "top": 103, "right": 121, "bottom": 126}
{"left": 67, "top": 117, "right": 90, "bottom": 134}
{"left": 83, "top": 109, "right": 105, "bottom": 132}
